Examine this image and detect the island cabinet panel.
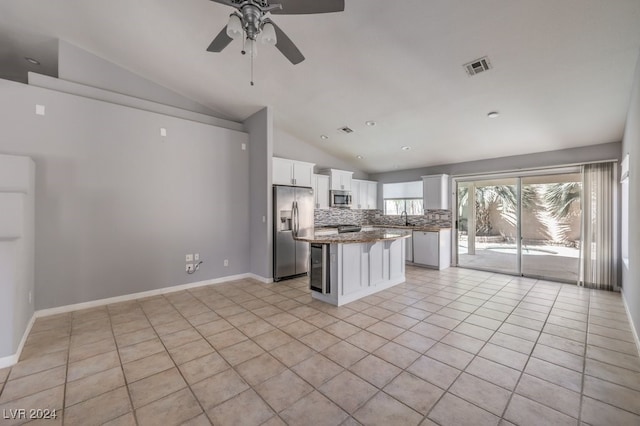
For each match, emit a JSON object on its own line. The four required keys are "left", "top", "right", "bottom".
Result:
{"left": 341, "top": 244, "right": 363, "bottom": 295}
{"left": 369, "top": 242, "right": 385, "bottom": 287}
{"left": 389, "top": 239, "right": 404, "bottom": 280}
{"left": 360, "top": 245, "right": 370, "bottom": 289}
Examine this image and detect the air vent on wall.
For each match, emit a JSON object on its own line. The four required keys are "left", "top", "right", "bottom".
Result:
{"left": 464, "top": 56, "right": 492, "bottom": 76}
{"left": 338, "top": 126, "right": 354, "bottom": 134}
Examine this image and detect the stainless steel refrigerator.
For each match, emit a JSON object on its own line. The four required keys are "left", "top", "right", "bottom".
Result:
{"left": 273, "top": 185, "right": 314, "bottom": 281}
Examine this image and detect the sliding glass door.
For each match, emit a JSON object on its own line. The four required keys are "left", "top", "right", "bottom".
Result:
{"left": 457, "top": 178, "right": 519, "bottom": 275}
{"left": 455, "top": 169, "right": 582, "bottom": 283}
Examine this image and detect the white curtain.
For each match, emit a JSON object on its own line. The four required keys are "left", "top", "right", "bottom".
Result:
{"left": 579, "top": 162, "right": 616, "bottom": 290}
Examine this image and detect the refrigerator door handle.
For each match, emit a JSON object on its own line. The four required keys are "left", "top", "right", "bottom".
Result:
{"left": 292, "top": 201, "right": 298, "bottom": 236}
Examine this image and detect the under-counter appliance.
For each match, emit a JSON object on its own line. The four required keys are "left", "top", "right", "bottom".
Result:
{"left": 273, "top": 185, "right": 314, "bottom": 281}
{"left": 309, "top": 225, "right": 361, "bottom": 293}
{"left": 330, "top": 190, "right": 352, "bottom": 208}
{"left": 310, "top": 244, "right": 330, "bottom": 294}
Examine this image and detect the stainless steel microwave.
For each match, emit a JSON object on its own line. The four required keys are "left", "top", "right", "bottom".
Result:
{"left": 330, "top": 190, "right": 352, "bottom": 208}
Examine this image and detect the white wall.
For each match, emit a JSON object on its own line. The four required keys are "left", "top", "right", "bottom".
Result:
{"left": 274, "top": 128, "right": 369, "bottom": 179}
{"left": 58, "top": 41, "right": 223, "bottom": 117}
{"left": 245, "top": 108, "right": 274, "bottom": 280}
{"left": 0, "top": 78, "right": 250, "bottom": 310}
{"left": 0, "top": 155, "right": 34, "bottom": 359}
{"left": 621, "top": 52, "right": 640, "bottom": 340}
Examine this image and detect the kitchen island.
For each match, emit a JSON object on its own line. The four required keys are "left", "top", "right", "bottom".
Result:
{"left": 294, "top": 229, "right": 412, "bottom": 306}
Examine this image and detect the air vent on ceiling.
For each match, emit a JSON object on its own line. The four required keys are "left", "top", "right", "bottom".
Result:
{"left": 464, "top": 56, "right": 492, "bottom": 76}
{"left": 338, "top": 126, "right": 354, "bottom": 134}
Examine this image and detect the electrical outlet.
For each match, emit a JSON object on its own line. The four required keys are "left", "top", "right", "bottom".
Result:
{"left": 223, "top": 259, "right": 229, "bottom": 267}
{"left": 186, "top": 254, "right": 193, "bottom": 262}
{"left": 194, "top": 253, "right": 200, "bottom": 261}
{"left": 186, "top": 263, "right": 194, "bottom": 272}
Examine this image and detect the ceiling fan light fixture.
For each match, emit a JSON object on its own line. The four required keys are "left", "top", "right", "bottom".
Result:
{"left": 226, "top": 14, "right": 243, "bottom": 39}
{"left": 260, "top": 22, "right": 277, "bottom": 45}
{"left": 244, "top": 38, "right": 258, "bottom": 57}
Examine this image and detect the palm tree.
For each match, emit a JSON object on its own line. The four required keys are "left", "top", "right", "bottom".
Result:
{"left": 542, "top": 182, "right": 581, "bottom": 219}
{"left": 458, "top": 184, "right": 531, "bottom": 235}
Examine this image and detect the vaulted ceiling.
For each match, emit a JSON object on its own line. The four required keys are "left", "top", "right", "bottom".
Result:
{"left": 1, "top": 0, "right": 639, "bottom": 172}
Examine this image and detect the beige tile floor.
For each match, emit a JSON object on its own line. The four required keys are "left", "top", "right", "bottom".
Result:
{"left": 1, "top": 265, "right": 639, "bottom": 426}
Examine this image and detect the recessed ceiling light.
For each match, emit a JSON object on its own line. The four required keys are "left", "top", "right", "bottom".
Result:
{"left": 365, "top": 121, "right": 376, "bottom": 127}
{"left": 356, "top": 155, "right": 363, "bottom": 159}
{"left": 320, "top": 135, "right": 329, "bottom": 140}
{"left": 25, "top": 57, "right": 40, "bottom": 65}
{"left": 487, "top": 111, "right": 500, "bottom": 118}
{"left": 401, "top": 146, "right": 411, "bottom": 151}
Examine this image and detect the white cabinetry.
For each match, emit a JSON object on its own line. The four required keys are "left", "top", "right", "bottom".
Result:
{"left": 311, "top": 238, "right": 407, "bottom": 306}
{"left": 405, "top": 235, "right": 413, "bottom": 262}
{"left": 352, "top": 179, "right": 378, "bottom": 210}
{"left": 321, "top": 169, "right": 353, "bottom": 191}
{"left": 313, "top": 174, "right": 330, "bottom": 209}
{"left": 273, "top": 157, "right": 314, "bottom": 187}
{"left": 412, "top": 229, "right": 451, "bottom": 269}
{"left": 422, "top": 174, "right": 450, "bottom": 210}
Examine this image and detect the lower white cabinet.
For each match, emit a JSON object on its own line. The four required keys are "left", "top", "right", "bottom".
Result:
{"left": 412, "top": 229, "right": 451, "bottom": 269}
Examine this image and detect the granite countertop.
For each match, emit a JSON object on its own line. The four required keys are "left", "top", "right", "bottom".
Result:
{"left": 372, "top": 225, "right": 452, "bottom": 232}
{"left": 294, "top": 228, "right": 412, "bottom": 244}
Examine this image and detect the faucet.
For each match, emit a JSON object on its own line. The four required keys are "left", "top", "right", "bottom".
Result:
{"left": 400, "top": 210, "right": 408, "bottom": 226}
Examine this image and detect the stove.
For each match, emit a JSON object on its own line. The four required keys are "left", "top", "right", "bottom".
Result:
{"left": 337, "top": 224, "right": 362, "bottom": 233}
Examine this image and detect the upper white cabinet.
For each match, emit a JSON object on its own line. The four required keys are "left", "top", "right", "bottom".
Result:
{"left": 422, "top": 174, "right": 450, "bottom": 210}
{"left": 320, "top": 169, "right": 353, "bottom": 191}
{"left": 313, "top": 174, "right": 330, "bottom": 209}
{"left": 352, "top": 179, "right": 378, "bottom": 210}
{"left": 273, "top": 157, "right": 314, "bottom": 187}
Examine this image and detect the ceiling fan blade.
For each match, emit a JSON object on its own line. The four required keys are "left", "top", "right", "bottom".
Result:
{"left": 207, "top": 26, "right": 233, "bottom": 52}
{"left": 209, "top": 0, "right": 238, "bottom": 8}
{"left": 271, "top": 0, "right": 344, "bottom": 15}
{"left": 267, "top": 20, "right": 305, "bottom": 64}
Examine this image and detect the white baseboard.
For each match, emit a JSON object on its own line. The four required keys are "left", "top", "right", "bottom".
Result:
{"left": 0, "top": 272, "right": 273, "bottom": 368}
{"left": 248, "top": 273, "right": 273, "bottom": 284}
{"left": 0, "top": 313, "right": 35, "bottom": 369}
{"left": 621, "top": 291, "right": 640, "bottom": 357}
{"left": 35, "top": 272, "right": 264, "bottom": 318}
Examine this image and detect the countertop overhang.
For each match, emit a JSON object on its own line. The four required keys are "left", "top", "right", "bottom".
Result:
{"left": 294, "top": 228, "right": 413, "bottom": 244}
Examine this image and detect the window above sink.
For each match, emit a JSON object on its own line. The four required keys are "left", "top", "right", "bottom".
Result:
{"left": 382, "top": 181, "right": 423, "bottom": 215}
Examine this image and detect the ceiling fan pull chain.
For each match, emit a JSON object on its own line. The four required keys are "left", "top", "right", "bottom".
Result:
{"left": 250, "top": 49, "right": 254, "bottom": 86}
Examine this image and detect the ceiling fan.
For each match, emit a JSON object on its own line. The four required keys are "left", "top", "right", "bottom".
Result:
{"left": 206, "top": 0, "right": 345, "bottom": 65}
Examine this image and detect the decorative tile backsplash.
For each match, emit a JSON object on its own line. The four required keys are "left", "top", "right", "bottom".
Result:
{"left": 314, "top": 208, "right": 452, "bottom": 228}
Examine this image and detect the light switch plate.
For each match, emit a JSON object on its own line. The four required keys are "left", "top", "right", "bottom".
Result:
{"left": 194, "top": 253, "right": 200, "bottom": 261}
{"left": 186, "top": 254, "right": 193, "bottom": 262}
{"left": 35, "top": 104, "right": 45, "bottom": 115}
{"left": 160, "top": 128, "right": 167, "bottom": 137}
